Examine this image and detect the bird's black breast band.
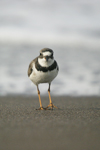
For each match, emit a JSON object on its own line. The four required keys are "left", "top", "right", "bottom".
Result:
{"left": 35, "top": 58, "right": 59, "bottom": 72}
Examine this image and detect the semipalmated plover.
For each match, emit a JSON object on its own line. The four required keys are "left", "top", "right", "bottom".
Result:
{"left": 28, "top": 48, "right": 59, "bottom": 110}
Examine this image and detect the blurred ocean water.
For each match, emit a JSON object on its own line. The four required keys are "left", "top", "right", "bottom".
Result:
{"left": 0, "top": 0, "right": 100, "bottom": 96}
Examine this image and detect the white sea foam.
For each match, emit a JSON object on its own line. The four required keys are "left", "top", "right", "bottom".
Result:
{"left": 0, "top": 0, "right": 100, "bottom": 96}
{"left": 0, "top": 47, "right": 100, "bottom": 96}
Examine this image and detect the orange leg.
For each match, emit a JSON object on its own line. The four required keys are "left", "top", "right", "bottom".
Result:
{"left": 45, "top": 83, "right": 58, "bottom": 110}
{"left": 36, "top": 85, "right": 45, "bottom": 110}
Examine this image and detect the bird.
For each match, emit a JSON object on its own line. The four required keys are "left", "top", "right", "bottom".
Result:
{"left": 28, "top": 48, "right": 59, "bottom": 110}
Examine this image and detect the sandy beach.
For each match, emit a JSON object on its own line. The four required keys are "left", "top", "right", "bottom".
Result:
{"left": 0, "top": 96, "right": 100, "bottom": 150}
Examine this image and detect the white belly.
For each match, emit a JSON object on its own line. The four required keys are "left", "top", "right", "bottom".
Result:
{"left": 29, "top": 68, "right": 58, "bottom": 85}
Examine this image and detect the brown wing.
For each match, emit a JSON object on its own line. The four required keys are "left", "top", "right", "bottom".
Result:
{"left": 28, "top": 63, "right": 33, "bottom": 77}
{"left": 27, "top": 57, "right": 37, "bottom": 77}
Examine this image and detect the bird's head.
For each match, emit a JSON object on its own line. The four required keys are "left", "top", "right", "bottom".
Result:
{"left": 38, "top": 48, "right": 54, "bottom": 67}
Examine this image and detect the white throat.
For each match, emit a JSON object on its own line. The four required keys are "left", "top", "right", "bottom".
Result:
{"left": 38, "top": 57, "right": 54, "bottom": 67}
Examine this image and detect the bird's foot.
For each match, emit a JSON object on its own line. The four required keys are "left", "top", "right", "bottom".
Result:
{"left": 36, "top": 107, "right": 46, "bottom": 110}
{"left": 45, "top": 103, "right": 58, "bottom": 110}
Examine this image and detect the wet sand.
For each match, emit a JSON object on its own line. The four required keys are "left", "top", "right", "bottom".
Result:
{"left": 0, "top": 96, "right": 100, "bottom": 150}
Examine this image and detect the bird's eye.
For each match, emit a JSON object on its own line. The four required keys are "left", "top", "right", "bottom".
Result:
{"left": 40, "top": 53, "right": 42, "bottom": 56}
{"left": 51, "top": 53, "right": 53, "bottom": 58}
